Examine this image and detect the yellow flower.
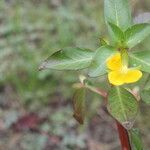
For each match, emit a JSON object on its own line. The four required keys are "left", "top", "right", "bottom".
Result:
{"left": 106, "top": 53, "right": 142, "bottom": 85}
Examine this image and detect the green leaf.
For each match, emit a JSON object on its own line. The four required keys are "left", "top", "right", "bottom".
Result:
{"left": 104, "top": 0, "right": 132, "bottom": 31}
{"left": 130, "top": 128, "right": 143, "bottom": 150}
{"left": 108, "top": 22, "right": 125, "bottom": 45}
{"left": 99, "top": 38, "right": 109, "bottom": 46}
{"left": 107, "top": 87, "right": 138, "bottom": 130}
{"left": 141, "top": 89, "right": 150, "bottom": 104}
{"left": 129, "top": 51, "right": 150, "bottom": 73}
{"left": 140, "top": 75, "right": 150, "bottom": 104}
{"left": 39, "top": 48, "right": 94, "bottom": 71}
{"left": 73, "top": 88, "right": 86, "bottom": 124}
{"left": 125, "top": 23, "right": 150, "bottom": 48}
{"left": 143, "top": 74, "right": 150, "bottom": 90}
{"left": 88, "top": 46, "right": 116, "bottom": 77}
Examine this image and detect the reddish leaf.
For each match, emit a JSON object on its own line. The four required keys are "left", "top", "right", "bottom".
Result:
{"left": 73, "top": 88, "right": 86, "bottom": 124}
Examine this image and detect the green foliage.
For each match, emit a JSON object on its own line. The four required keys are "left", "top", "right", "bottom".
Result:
{"left": 125, "top": 23, "right": 150, "bottom": 48}
{"left": 141, "top": 75, "right": 150, "bottom": 104}
{"left": 88, "top": 46, "right": 116, "bottom": 77}
{"left": 130, "top": 128, "right": 143, "bottom": 150}
{"left": 108, "top": 22, "right": 125, "bottom": 45}
{"left": 99, "top": 38, "right": 109, "bottom": 46}
{"left": 129, "top": 51, "right": 150, "bottom": 73}
{"left": 104, "top": 0, "right": 132, "bottom": 31}
{"left": 141, "top": 89, "right": 150, "bottom": 104}
{"left": 107, "top": 87, "right": 138, "bottom": 130}
{"left": 39, "top": 48, "right": 94, "bottom": 71}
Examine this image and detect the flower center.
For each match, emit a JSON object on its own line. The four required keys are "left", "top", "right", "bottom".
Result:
{"left": 120, "top": 65, "right": 128, "bottom": 74}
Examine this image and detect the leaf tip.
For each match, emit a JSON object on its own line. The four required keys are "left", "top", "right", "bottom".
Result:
{"left": 73, "top": 114, "right": 84, "bottom": 124}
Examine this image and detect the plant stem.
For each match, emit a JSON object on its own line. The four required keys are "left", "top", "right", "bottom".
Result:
{"left": 116, "top": 121, "right": 131, "bottom": 150}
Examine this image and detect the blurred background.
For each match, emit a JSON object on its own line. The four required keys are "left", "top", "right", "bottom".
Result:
{"left": 0, "top": 0, "right": 149, "bottom": 149}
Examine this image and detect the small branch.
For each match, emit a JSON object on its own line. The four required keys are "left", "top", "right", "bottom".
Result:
{"left": 86, "top": 85, "right": 107, "bottom": 98}
{"left": 73, "top": 82, "right": 107, "bottom": 98}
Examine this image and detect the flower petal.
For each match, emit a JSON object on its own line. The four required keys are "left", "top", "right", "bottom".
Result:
{"left": 106, "top": 53, "right": 122, "bottom": 71}
{"left": 124, "top": 69, "right": 142, "bottom": 83}
{"left": 108, "top": 71, "right": 125, "bottom": 85}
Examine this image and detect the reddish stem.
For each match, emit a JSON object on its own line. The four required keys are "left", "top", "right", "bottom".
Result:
{"left": 116, "top": 121, "right": 131, "bottom": 150}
